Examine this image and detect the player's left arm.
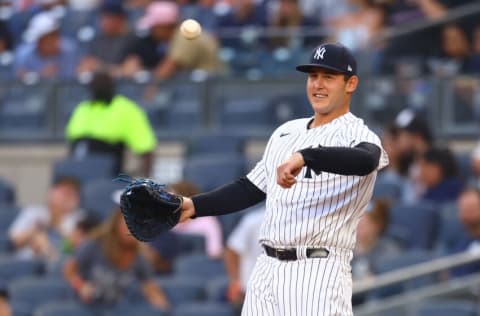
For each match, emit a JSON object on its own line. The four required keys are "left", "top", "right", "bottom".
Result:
{"left": 277, "top": 142, "right": 381, "bottom": 188}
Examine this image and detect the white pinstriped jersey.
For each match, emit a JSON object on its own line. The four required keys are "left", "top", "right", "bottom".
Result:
{"left": 247, "top": 112, "right": 389, "bottom": 252}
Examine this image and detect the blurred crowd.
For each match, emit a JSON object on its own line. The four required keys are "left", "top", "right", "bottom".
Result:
{"left": 0, "top": 0, "right": 478, "bottom": 82}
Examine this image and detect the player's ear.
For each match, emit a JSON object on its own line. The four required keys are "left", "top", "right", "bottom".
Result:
{"left": 345, "top": 75, "right": 359, "bottom": 93}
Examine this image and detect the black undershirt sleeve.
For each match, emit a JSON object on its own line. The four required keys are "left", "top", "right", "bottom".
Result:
{"left": 191, "top": 177, "right": 266, "bottom": 217}
{"left": 191, "top": 142, "right": 380, "bottom": 217}
{"left": 299, "top": 142, "right": 381, "bottom": 176}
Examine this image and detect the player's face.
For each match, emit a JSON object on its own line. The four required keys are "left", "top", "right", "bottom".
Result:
{"left": 306, "top": 68, "right": 358, "bottom": 126}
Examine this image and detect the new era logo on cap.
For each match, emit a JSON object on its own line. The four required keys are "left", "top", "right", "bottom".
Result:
{"left": 296, "top": 43, "right": 357, "bottom": 75}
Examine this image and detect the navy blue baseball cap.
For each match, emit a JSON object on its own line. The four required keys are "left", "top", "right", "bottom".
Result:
{"left": 296, "top": 43, "right": 357, "bottom": 75}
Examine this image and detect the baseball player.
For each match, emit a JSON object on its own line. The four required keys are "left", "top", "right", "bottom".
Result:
{"left": 180, "top": 42, "right": 388, "bottom": 316}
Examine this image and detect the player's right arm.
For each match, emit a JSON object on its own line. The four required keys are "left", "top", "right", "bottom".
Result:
{"left": 180, "top": 177, "right": 266, "bottom": 221}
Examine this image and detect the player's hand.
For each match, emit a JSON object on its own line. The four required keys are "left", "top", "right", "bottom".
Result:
{"left": 179, "top": 197, "right": 196, "bottom": 222}
{"left": 277, "top": 152, "right": 305, "bottom": 189}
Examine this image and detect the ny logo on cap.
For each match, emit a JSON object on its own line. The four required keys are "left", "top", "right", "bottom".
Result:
{"left": 348, "top": 65, "right": 352, "bottom": 72}
{"left": 314, "top": 46, "right": 326, "bottom": 60}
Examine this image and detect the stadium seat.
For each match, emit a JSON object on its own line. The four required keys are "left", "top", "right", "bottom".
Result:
{"left": 385, "top": 202, "right": 439, "bottom": 250}
{"left": 0, "top": 256, "right": 44, "bottom": 285}
{"left": 415, "top": 300, "right": 478, "bottom": 316}
{"left": 156, "top": 276, "right": 205, "bottom": 304}
{"left": 174, "top": 254, "right": 227, "bottom": 281}
{"left": 186, "top": 132, "right": 244, "bottom": 157}
{"left": 218, "top": 211, "right": 247, "bottom": 242}
{"left": 176, "top": 234, "right": 206, "bottom": 255}
{"left": 369, "top": 249, "right": 437, "bottom": 299}
{"left": 33, "top": 301, "right": 95, "bottom": 316}
{"left": 105, "top": 303, "right": 168, "bottom": 316}
{"left": 0, "top": 177, "right": 15, "bottom": 206}
{"left": 9, "top": 277, "right": 73, "bottom": 311}
{"left": 205, "top": 275, "right": 229, "bottom": 302}
{"left": 435, "top": 202, "right": 469, "bottom": 253}
{"left": 0, "top": 208, "right": 16, "bottom": 231}
{"left": 454, "top": 151, "right": 474, "bottom": 183}
{"left": 219, "top": 97, "right": 271, "bottom": 128}
{"left": 81, "top": 178, "right": 126, "bottom": 221}
{"left": 372, "top": 174, "right": 404, "bottom": 203}
{"left": 172, "top": 302, "right": 235, "bottom": 316}
{"left": 54, "top": 82, "right": 89, "bottom": 131}
{"left": 267, "top": 92, "right": 312, "bottom": 126}
{"left": 0, "top": 83, "right": 51, "bottom": 133}
{"left": 52, "top": 154, "right": 116, "bottom": 185}
{"left": 183, "top": 154, "right": 245, "bottom": 192}
{"left": 165, "top": 97, "right": 202, "bottom": 131}
{"left": 10, "top": 300, "right": 31, "bottom": 316}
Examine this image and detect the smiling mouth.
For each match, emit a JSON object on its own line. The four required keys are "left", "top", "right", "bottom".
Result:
{"left": 313, "top": 93, "right": 327, "bottom": 99}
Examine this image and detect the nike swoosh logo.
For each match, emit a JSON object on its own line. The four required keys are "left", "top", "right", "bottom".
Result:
{"left": 280, "top": 132, "right": 290, "bottom": 137}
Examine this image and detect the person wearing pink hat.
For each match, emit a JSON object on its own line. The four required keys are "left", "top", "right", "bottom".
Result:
{"left": 121, "top": 1, "right": 225, "bottom": 80}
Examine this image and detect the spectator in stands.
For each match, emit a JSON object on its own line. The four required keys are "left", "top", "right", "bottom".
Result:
{"left": 65, "top": 71, "right": 157, "bottom": 176}
{"left": 65, "top": 214, "right": 101, "bottom": 253}
{"left": 428, "top": 23, "right": 474, "bottom": 76}
{"left": 215, "top": 0, "right": 268, "bottom": 48}
{"left": 394, "top": 110, "right": 434, "bottom": 203}
{"left": 449, "top": 187, "right": 480, "bottom": 277}
{"left": 352, "top": 199, "right": 400, "bottom": 305}
{"left": 352, "top": 199, "right": 400, "bottom": 280}
{"left": 14, "top": 12, "right": 79, "bottom": 79}
{"left": 470, "top": 23, "right": 480, "bottom": 72}
{"left": 328, "top": 0, "right": 385, "bottom": 52}
{"left": 0, "top": 285, "right": 11, "bottom": 316}
{"left": 0, "top": 21, "right": 13, "bottom": 53}
{"left": 170, "top": 180, "right": 224, "bottom": 258}
{"left": 63, "top": 210, "right": 170, "bottom": 311}
{"left": 224, "top": 206, "right": 264, "bottom": 312}
{"left": 417, "top": 147, "right": 463, "bottom": 203}
{"left": 121, "top": 1, "right": 225, "bottom": 80}
{"left": 267, "top": 0, "right": 320, "bottom": 49}
{"left": 8, "top": 177, "right": 83, "bottom": 262}
{"left": 77, "top": 1, "right": 134, "bottom": 77}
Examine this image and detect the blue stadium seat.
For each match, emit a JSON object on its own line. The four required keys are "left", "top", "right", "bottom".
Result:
{"left": 54, "top": 83, "right": 89, "bottom": 131}
{"left": 81, "top": 178, "right": 126, "bottom": 221}
{"left": 105, "top": 303, "right": 168, "bottom": 316}
{"left": 205, "top": 275, "right": 229, "bottom": 302}
{"left": 10, "top": 300, "right": 31, "bottom": 316}
{"left": 183, "top": 154, "right": 245, "bottom": 192}
{"left": 172, "top": 302, "right": 235, "bottom": 316}
{"left": 267, "top": 92, "right": 312, "bottom": 126}
{"left": 186, "top": 132, "right": 244, "bottom": 157}
{"left": 454, "top": 151, "right": 474, "bottom": 183}
{"left": 0, "top": 177, "right": 16, "bottom": 206}
{"left": 369, "top": 249, "right": 436, "bottom": 299}
{"left": 0, "top": 208, "right": 16, "bottom": 231}
{"left": 219, "top": 97, "right": 271, "bottom": 128}
{"left": 372, "top": 174, "right": 404, "bottom": 203}
{"left": 9, "top": 277, "right": 73, "bottom": 311}
{"left": 33, "top": 301, "right": 95, "bottom": 316}
{"left": 174, "top": 254, "right": 227, "bottom": 281}
{"left": 0, "top": 83, "right": 51, "bottom": 133}
{"left": 218, "top": 211, "right": 247, "bottom": 242}
{"left": 156, "top": 276, "right": 205, "bottom": 304}
{"left": 165, "top": 98, "right": 202, "bottom": 131}
{"left": 435, "top": 202, "right": 469, "bottom": 253}
{"left": 385, "top": 202, "right": 439, "bottom": 250}
{"left": 52, "top": 154, "right": 116, "bottom": 185}
{"left": 176, "top": 234, "right": 206, "bottom": 255}
{"left": 0, "top": 256, "right": 43, "bottom": 285}
{"left": 415, "top": 300, "right": 478, "bottom": 316}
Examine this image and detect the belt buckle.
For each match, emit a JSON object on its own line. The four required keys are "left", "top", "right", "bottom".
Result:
{"left": 275, "top": 248, "right": 292, "bottom": 261}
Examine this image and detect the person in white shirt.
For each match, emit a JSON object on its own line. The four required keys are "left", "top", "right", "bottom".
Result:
{"left": 8, "top": 177, "right": 83, "bottom": 261}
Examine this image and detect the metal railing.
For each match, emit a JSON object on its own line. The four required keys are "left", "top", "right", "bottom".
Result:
{"left": 353, "top": 250, "right": 480, "bottom": 315}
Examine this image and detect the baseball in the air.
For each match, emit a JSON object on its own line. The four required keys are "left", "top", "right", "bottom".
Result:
{"left": 180, "top": 19, "right": 202, "bottom": 40}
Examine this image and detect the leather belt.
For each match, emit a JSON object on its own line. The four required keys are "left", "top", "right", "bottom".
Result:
{"left": 263, "top": 244, "right": 329, "bottom": 261}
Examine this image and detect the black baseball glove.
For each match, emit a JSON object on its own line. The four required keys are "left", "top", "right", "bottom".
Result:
{"left": 115, "top": 175, "right": 183, "bottom": 242}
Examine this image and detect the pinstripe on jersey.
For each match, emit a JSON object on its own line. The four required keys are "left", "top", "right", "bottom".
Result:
{"left": 247, "top": 112, "right": 388, "bottom": 253}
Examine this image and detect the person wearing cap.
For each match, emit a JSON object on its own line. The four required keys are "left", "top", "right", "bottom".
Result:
{"left": 168, "top": 42, "right": 388, "bottom": 315}
{"left": 77, "top": 1, "right": 135, "bottom": 76}
{"left": 14, "top": 11, "right": 79, "bottom": 79}
{"left": 121, "top": 1, "right": 225, "bottom": 80}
